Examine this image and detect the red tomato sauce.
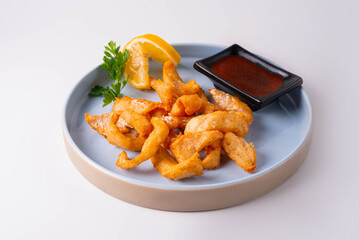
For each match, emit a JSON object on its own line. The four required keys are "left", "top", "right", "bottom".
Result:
{"left": 211, "top": 55, "right": 283, "bottom": 97}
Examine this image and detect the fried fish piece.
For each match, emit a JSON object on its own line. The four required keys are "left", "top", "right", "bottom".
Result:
{"left": 170, "top": 131, "right": 223, "bottom": 163}
{"left": 184, "top": 111, "right": 251, "bottom": 137}
{"left": 160, "top": 115, "right": 191, "bottom": 130}
{"left": 162, "top": 61, "right": 200, "bottom": 96}
{"left": 209, "top": 88, "right": 253, "bottom": 123}
{"left": 151, "top": 147, "right": 203, "bottom": 180}
{"left": 112, "top": 96, "right": 165, "bottom": 115}
{"left": 116, "top": 117, "right": 169, "bottom": 169}
{"left": 169, "top": 94, "right": 220, "bottom": 116}
{"left": 150, "top": 61, "right": 200, "bottom": 110}
{"left": 163, "top": 130, "right": 182, "bottom": 149}
{"left": 85, "top": 112, "right": 131, "bottom": 137}
{"left": 105, "top": 113, "right": 146, "bottom": 151}
{"left": 222, "top": 132, "right": 256, "bottom": 172}
{"left": 149, "top": 78, "right": 173, "bottom": 111}
{"left": 147, "top": 104, "right": 192, "bottom": 130}
{"left": 148, "top": 107, "right": 167, "bottom": 118}
{"left": 197, "top": 88, "right": 209, "bottom": 102}
{"left": 85, "top": 113, "right": 113, "bottom": 137}
{"left": 115, "top": 116, "right": 132, "bottom": 134}
{"left": 202, "top": 139, "right": 222, "bottom": 170}
{"left": 120, "top": 110, "right": 153, "bottom": 136}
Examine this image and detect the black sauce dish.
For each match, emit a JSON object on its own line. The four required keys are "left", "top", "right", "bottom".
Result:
{"left": 193, "top": 44, "right": 303, "bottom": 110}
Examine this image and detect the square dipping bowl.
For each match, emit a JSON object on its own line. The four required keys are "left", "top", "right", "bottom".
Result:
{"left": 193, "top": 44, "right": 303, "bottom": 110}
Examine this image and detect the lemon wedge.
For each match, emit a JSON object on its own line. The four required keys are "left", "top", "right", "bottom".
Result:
{"left": 124, "top": 34, "right": 181, "bottom": 89}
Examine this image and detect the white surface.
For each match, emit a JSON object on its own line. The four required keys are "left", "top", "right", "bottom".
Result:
{"left": 0, "top": 0, "right": 358, "bottom": 239}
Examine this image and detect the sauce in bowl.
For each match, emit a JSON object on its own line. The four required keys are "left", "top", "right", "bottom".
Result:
{"left": 210, "top": 55, "right": 283, "bottom": 97}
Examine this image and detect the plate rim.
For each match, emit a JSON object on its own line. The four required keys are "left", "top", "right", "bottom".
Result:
{"left": 62, "top": 43, "right": 313, "bottom": 190}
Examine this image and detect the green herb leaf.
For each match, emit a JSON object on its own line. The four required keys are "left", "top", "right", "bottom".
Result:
{"left": 103, "top": 90, "right": 115, "bottom": 107}
{"left": 104, "top": 51, "right": 112, "bottom": 58}
{"left": 89, "top": 85, "right": 106, "bottom": 96}
{"left": 89, "top": 41, "right": 130, "bottom": 107}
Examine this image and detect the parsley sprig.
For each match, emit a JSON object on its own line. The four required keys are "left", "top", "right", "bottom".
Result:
{"left": 89, "top": 41, "right": 130, "bottom": 107}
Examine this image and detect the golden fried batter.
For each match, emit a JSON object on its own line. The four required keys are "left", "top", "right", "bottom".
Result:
{"left": 209, "top": 88, "right": 253, "bottom": 123}
{"left": 148, "top": 107, "right": 167, "bottom": 118}
{"left": 85, "top": 112, "right": 131, "bottom": 137}
{"left": 170, "top": 131, "right": 223, "bottom": 163}
{"left": 150, "top": 61, "right": 200, "bottom": 110}
{"left": 222, "top": 132, "right": 256, "bottom": 172}
{"left": 115, "top": 116, "right": 132, "bottom": 133}
{"left": 116, "top": 117, "right": 169, "bottom": 169}
{"left": 105, "top": 113, "right": 146, "bottom": 151}
{"left": 151, "top": 147, "right": 203, "bottom": 180}
{"left": 120, "top": 110, "right": 153, "bottom": 136}
{"left": 163, "top": 131, "right": 181, "bottom": 149}
{"left": 169, "top": 94, "right": 220, "bottom": 116}
{"left": 197, "top": 88, "right": 209, "bottom": 102}
{"left": 149, "top": 78, "right": 173, "bottom": 111}
{"left": 160, "top": 115, "right": 191, "bottom": 130}
{"left": 184, "top": 111, "right": 251, "bottom": 137}
{"left": 162, "top": 61, "right": 200, "bottom": 96}
{"left": 202, "top": 139, "right": 222, "bottom": 170}
{"left": 112, "top": 96, "right": 165, "bottom": 115}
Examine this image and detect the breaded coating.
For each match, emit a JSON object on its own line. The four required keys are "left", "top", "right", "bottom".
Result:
{"left": 169, "top": 94, "right": 220, "bottom": 116}
{"left": 163, "top": 131, "right": 181, "bottom": 150}
{"left": 115, "top": 117, "right": 132, "bottom": 134}
{"left": 160, "top": 115, "right": 191, "bottom": 130}
{"left": 120, "top": 110, "right": 153, "bottom": 136}
{"left": 202, "top": 140, "right": 222, "bottom": 170}
{"left": 112, "top": 96, "right": 165, "bottom": 115}
{"left": 162, "top": 61, "right": 200, "bottom": 96}
{"left": 116, "top": 117, "right": 169, "bottom": 169}
{"left": 151, "top": 147, "right": 203, "bottom": 180}
{"left": 170, "top": 131, "right": 223, "bottom": 163}
{"left": 150, "top": 61, "right": 200, "bottom": 110}
{"left": 222, "top": 132, "right": 256, "bottom": 172}
{"left": 197, "top": 88, "right": 209, "bottom": 102}
{"left": 209, "top": 88, "right": 253, "bottom": 123}
{"left": 85, "top": 113, "right": 113, "bottom": 137}
{"left": 85, "top": 112, "right": 131, "bottom": 137}
{"left": 105, "top": 113, "right": 146, "bottom": 151}
{"left": 148, "top": 107, "right": 167, "bottom": 118}
{"left": 149, "top": 78, "right": 174, "bottom": 111}
{"left": 184, "top": 111, "right": 251, "bottom": 137}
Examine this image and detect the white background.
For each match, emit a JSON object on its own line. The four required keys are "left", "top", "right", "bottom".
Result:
{"left": 0, "top": 0, "right": 358, "bottom": 239}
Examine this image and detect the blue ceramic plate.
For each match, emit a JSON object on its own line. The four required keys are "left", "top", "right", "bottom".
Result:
{"left": 63, "top": 44, "right": 312, "bottom": 199}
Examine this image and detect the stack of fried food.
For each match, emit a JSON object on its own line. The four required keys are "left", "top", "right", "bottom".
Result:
{"left": 85, "top": 61, "right": 256, "bottom": 180}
